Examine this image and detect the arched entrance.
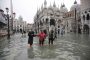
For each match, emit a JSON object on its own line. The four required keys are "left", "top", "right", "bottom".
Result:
{"left": 43, "top": 29, "right": 47, "bottom": 34}
{"left": 49, "top": 19, "right": 57, "bottom": 38}
{"left": 50, "top": 19, "right": 55, "bottom": 26}
{"left": 83, "top": 24, "right": 89, "bottom": 34}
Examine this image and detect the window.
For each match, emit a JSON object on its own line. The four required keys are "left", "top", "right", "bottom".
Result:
{"left": 58, "top": 20, "right": 61, "bottom": 23}
{"left": 70, "top": 14, "right": 71, "bottom": 17}
{"left": 46, "top": 18, "right": 48, "bottom": 23}
{"left": 68, "top": 14, "right": 69, "bottom": 17}
{"left": 85, "top": 11, "right": 87, "bottom": 14}
{"left": 58, "top": 26, "right": 60, "bottom": 28}
{"left": 83, "top": 15, "right": 85, "bottom": 21}
{"left": 57, "top": 15, "right": 59, "bottom": 17}
{"left": 86, "top": 14, "right": 89, "bottom": 20}
{"left": 43, "top": 19, "right": 44, "bottom": 22}
{"left": 40, "top": 20, "right": 43, "bottom": 25}
{"left": 50, "top": 14, "right": 53, "bottom": 16}
{"left": 50, "top": 19, "right": 55, "bottom": 26}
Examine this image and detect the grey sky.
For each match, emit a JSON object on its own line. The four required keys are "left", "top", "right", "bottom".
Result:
{"left": 12, "top": 0, "right": 80, "bottom": 23}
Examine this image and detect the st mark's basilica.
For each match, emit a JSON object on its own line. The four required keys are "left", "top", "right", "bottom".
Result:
{"left": 34, "top": 0, "right": 82, "bottom": 35}
{"left": 34, "top": 0, "right": 90, "bottom": 35}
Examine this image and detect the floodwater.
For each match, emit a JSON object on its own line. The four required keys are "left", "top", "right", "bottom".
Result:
{"left": 0, "top": 33, "right": 90, "bottom": 60}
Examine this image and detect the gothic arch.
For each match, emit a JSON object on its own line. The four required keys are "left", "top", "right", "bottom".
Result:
{"left": 83, "top": 15, "right": 85, "bottom": 21}
{"left": 50, "top": 19, "right": 55, "bottom": 26}
{"left": 86, "top": 13, "right": 90, "bottom": 20}
{"left": 58, "top": 20, "right": 61, "bottom": 23}
{"left": 83, "top": 24, "right": 89, "bottom": 34}
{"left": 40, "top": 20, "right": 43, "bottom": 25}
{"left": 46, "top": 18, "right": 49, "bottom": 23}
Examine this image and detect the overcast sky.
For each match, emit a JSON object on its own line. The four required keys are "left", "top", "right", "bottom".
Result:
{"left": 12, "top": 0, "right": 80, "bottom": 23}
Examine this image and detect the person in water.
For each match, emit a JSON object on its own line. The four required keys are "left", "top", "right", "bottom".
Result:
{"left": 28, "top": 30, "right": 35, "bottom": 47}
{"left": 49, "top": 30, "right": 54, "bottom": 45}
{"left": 37, "top": 30, "right": 46, "bottom": 46}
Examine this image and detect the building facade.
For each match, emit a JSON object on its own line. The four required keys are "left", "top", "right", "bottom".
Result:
{"left": 34, "top": 0, "right": 68, "bottom": 35}
{"left": 34, "top": 0, "right": 82, "bottom": 35}
{"left": 27, "top": 24, "right": 33, "bottom": 32}
{"left": 64, "top": 0, "right": 81, "bottom": 33}
{"left": 81, "top": 0, "right": 90, "bottom": 34}
{"left": 0, "top": 9, "right": 7, "bottom": 36}
{"left": 13, "top": 16, "right": 27, "bottom": 33}
{"left": 0, "top": 0, "right": 14, "bottom": 34}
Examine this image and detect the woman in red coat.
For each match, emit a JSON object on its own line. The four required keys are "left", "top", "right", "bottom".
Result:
{"left": 37, "top": 30, "right": 46, "bottom": 46}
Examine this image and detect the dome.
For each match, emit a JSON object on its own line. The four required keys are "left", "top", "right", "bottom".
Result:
{"left": 60, "top": 4, "right": 68, "bottom": 13}
{"left": 70, "top": 0, "right": 81, "bottom": 11}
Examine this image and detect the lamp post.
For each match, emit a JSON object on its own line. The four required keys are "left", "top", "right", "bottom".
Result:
{"left": 6, "top": 8, "right": 10, "bottom": 39}
{"left": 10, "top": 0, "right": 14, "bottom": 32}
{"left": 12, "top": 12, "right": 16, "bottom": 32}
{"left": 74, "top": 8, "right": 77, "bottom": 33}
{"left": 13, "top": 12, "right": 16, "bottom": 19}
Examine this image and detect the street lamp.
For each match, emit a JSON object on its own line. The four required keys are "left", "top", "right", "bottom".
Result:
{"left": 74, "top": 8, "right": 77, "bottom": 33}
{"left": 13, "top": 12, "right": 16, "bottom": 18}
{"left": 13, "top": 12, "right": 16, "bottom": 32}
{"left": 11, "top": 12, "right": 16, "bottom": 33}
{"left": 6, "top": 8, "right": 10, "bottom": 39}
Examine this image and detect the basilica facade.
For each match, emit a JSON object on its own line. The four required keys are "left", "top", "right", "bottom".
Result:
{"left": 34, "top": 0, "right": 68, "bottom": 35}
{"left": 34, "top": 0, "right": 82, "bottom": 35}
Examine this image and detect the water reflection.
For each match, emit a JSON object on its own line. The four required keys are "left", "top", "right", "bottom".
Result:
{"left": 33, "top": 45, "right": 59, "bottom": 59}
{"left": 0, "top": 33, "right": 90, "bottom": 60}
{"left": 21, "top": 34, "right": 27, "bottom": 38}
{"left": 27, "top": 47, "right": 34, "bottom": 59}
{"left": 0, "top": 37, "right": 10, "bottom": 60}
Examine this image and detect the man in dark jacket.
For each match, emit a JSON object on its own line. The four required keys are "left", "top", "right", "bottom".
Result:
{"left": 28, "top": 30, "right": 34, "bottom": 47}
{"left": 49, "top": 30, "right": 54, "bottom": 45}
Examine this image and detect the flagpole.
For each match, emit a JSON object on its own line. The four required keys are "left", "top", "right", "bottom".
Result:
{"left": 10, "top": 0, "right": 13, "bottom": 32}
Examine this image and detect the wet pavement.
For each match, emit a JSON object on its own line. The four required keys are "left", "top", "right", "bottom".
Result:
{"left": 0, "top": 33, "right": 90, "bottom": 60}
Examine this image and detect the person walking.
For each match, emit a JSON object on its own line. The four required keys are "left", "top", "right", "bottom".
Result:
{"left": 28, "top": 30, "right": 34, "bottom": 47}
{"left": 49, "top": 30, "right": 54, "bottom": 45}
{"left": 37, "top": 30, "right": 46, "bottom": 46}
{"left": 61, "top": 28, "right": 64, "bottom": 36}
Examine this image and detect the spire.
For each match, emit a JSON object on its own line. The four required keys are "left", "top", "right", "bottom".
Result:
{"left": 62, "top": 3, "right": 65, "bottom": 7}
{"left": 44, "top": 0, "right": 47, "bottom": 8}
{"left": 36, "top": 7, "right": 39, "bottom": 18}
{"left": 61, "top": 3, "right": 63, "bottom": 8}
{"left": 41, "top": 4, "right": 43, "bottom": 9}
{"left": 39, "top": 8, "right": 40, "bottom": 11}
{"left": 10, "top": 0, "right": 13, "bottom": 17}
{"left": 10, "top": 0, "right": 14, "bottom": 30}
{"left": 58, "top": 5, "right": 59, "bottom": 8}
{"left": 37, "top": 7, "right": 38, "bottom": 13}
{"left": 53, "top": 1, "right": 56, "bottom": 7}
{"left": 49, "top": 2, "right": 52, "bottom": 8}
{"left": 62, "top": 0, "right": 65, "bottom": 7}
{"left": 74, "top": 0, "right": 77, "bottom": 4}
{"left": 50, "top": 2, "right": 51, "bottom": 7}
